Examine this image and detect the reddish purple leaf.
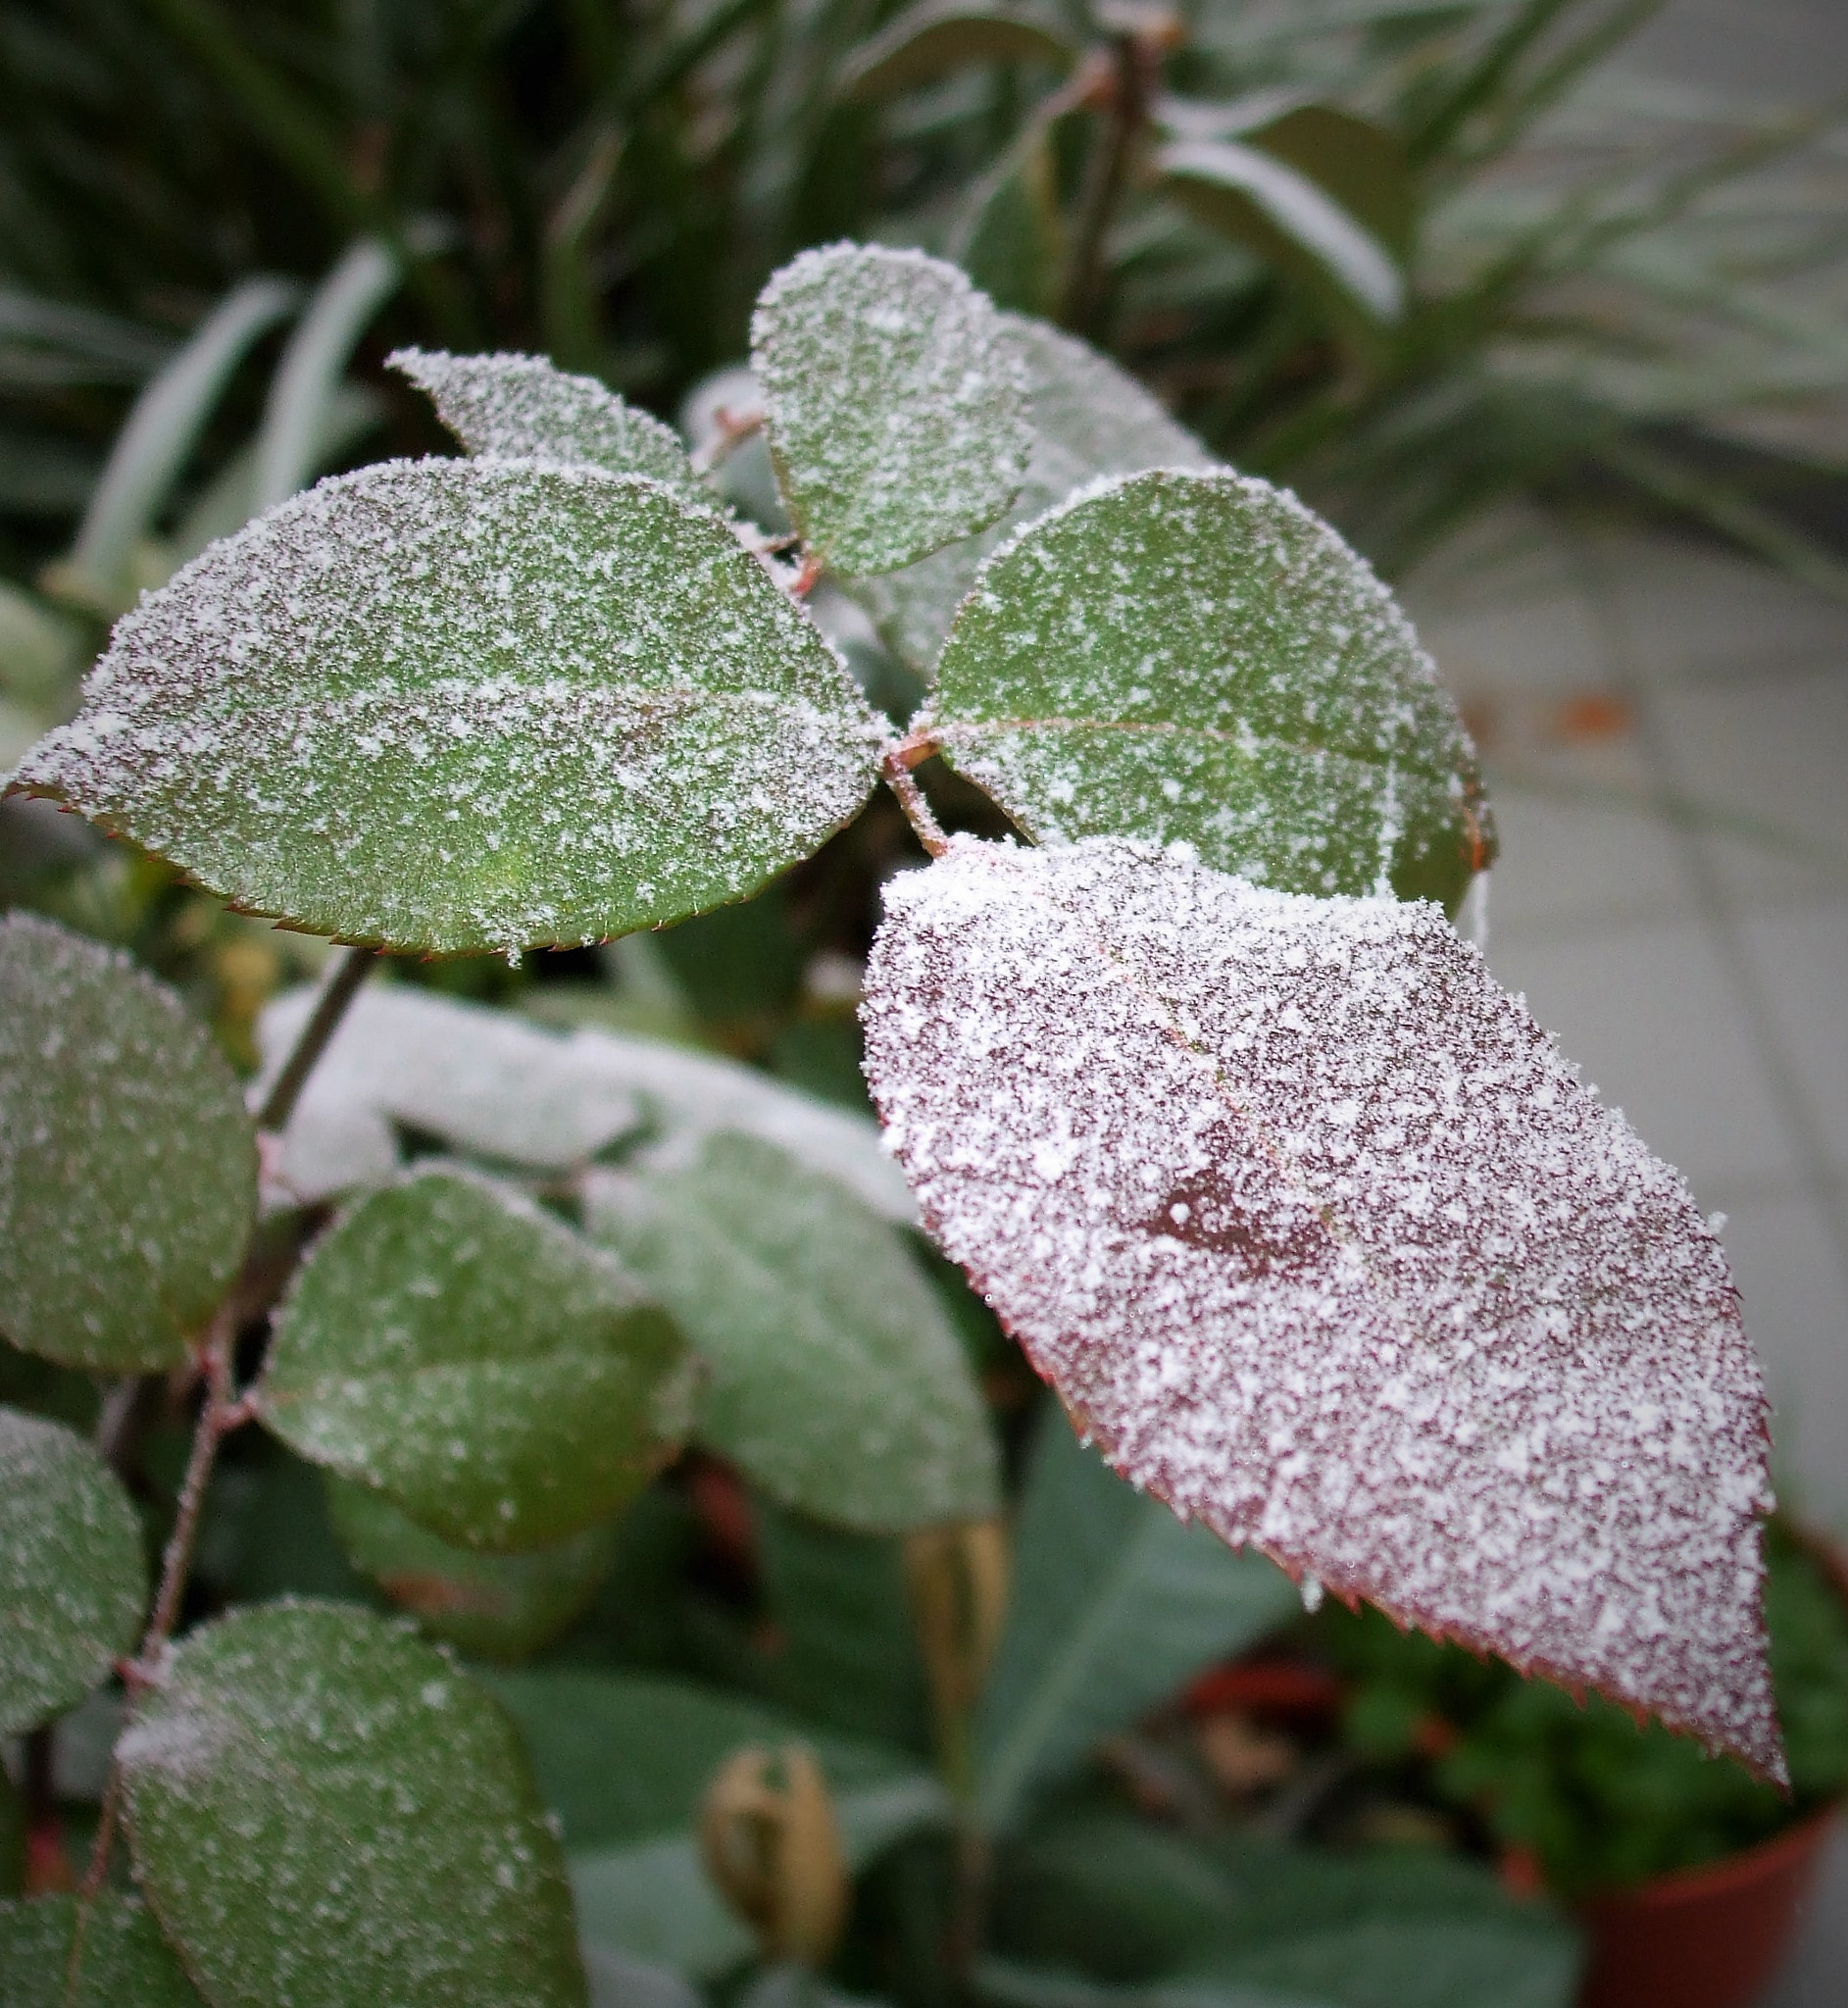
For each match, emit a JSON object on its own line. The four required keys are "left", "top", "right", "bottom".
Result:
{"left": 861, "top": 836, "right": 1782, "bottom": 1779}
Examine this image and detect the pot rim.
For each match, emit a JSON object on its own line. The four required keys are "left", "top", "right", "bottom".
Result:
{"left": 1579, "top": 1799, "right": 1841, "bottom": 1916}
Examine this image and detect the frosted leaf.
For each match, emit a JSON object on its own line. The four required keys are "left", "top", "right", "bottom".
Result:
{"left": 0, "top": 913, "right": 256, "bottom": 1372}
{"left": 926, "top": 470, "right": 1493, "bottom": 914}
{"left": 0, "top": 1893, "right": 204, "bottom": 2006}
{"left": 119, "top": 1600, "right": 588, "bottom": 2008}
{"left": 325, "top": 1475, "right": 619, "bottom": 1664}
{"left": 856, "top": 313, "right": 1215, "bottom": 676}
{"left": 752, "top": 244, "right": 1031, "bottom": 576}
{"left": 584, "top": 1132, "right": 998, "bottom": 1531}
{"left": 259, "top": 1165, "right": 697, "bottom": 1552}
{"left": 861, "top": 837, "right": 1782, "bottom": 1779}
{"left": 0, "top": 1407, "right": 146, "bottom": 1735}
{"left": 13, "top": 460, "right": 882, "bottom": 955}
{"left": 389, "top": 348, "right": 709, "bottom": 509}
{"left": 257, "top": 981, "right": 914, "bottom": 1220}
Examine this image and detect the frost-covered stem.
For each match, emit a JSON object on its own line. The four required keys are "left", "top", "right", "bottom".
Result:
{"left": 880, "top": 737, "right": 949, "bottom": 858}
{"left": 255, "top": 942, "right": 377, "bottom": 1131}
{"left": 1061, "top": 29, "right": 1155, "bottom": 331}
{"left": 689, "top": 406, "right": 763, "bottom": 477}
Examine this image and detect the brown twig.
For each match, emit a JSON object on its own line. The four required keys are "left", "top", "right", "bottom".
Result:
{"left": 254, "top": 943, "right": 377, "bottom": 1132}
{"left": 879, "top": 736, "right": 949, "bottom": 857}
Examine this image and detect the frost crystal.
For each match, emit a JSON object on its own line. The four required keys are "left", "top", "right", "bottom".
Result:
{"left": 15, "top": 459, "right": 882, "bottom": 954}
{"left": 862, "top": 837, "right": 1781, "bottom": 1778}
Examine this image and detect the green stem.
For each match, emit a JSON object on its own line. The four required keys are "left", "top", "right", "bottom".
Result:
{"left": 1060, "top": 31, "right": 1156, "bottom": 333}
{"left": 254, "top": 944, "right": 378, "bottom": 1133}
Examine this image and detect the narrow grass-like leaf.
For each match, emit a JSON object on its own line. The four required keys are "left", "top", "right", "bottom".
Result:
{"left": 752, "top": 244, "right": 1031, "bottom": 576}
{"left": 260, "top": 1166, "right": 697, "bottom": 1551}
{"left": 586, "top": 1132, "right": 999, "bottom": 1531}
{"left": 15, "top": 461, "right": 882, "bottom": 955}
{"left": 926, "top": 470, "right": 1492, "bottom": 911}
{"left": 862, "top": 837, "right": 1782, "bottom": 1780}
{"left": 325, "top": 1475, "right": 620, "bottom": 1663}
{"left": 975, "top": 1413, "right": 1298, "bottom": 1830}
{"left": 0, "top": 914, "right": 256, "bottom": 1372}
{"left": 120, "top": 1601, "right": 588, "bottom": 2008}
{"left": 0, "top": 1408, "right": 146, "bottom": 1735}
{"left": 0, "top": 1894, "right": 204, "bottom": 2007}
{"left": 840, "top": 3, "right": 1076, "bottom": 100}
{"left": 391, "top": 349, "right": 708, "bottom": 508}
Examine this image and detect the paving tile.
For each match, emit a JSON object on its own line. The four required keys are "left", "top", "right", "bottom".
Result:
{"left": 1476, "top": 779, "right": 1698, "bottom": 937}
{"left": 1737, "top": 904, "right": 1848, "bottom": 1179}
{"left": 1488, "top": 920, "right": 1805, "bottom": 1197}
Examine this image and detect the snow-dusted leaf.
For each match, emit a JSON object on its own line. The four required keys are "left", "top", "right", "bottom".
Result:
{"left": 255, "top": 981, "right": 914, "bottom": 1217}
{"left": 390, "top": 348, "right": 709, "bottom": 509}
{"left": 0, "top": 914, "right": 255, "bottom": 1372}
{"left": 752, "top": 244, "right": 1031, "bottom": 577}
{"left": 856, "top": 315, "right": 1214, "bottom": 676}
{"left": 120, "top": 1600, "right": 588, "bottom": 2008}
{"left": 926, "top": 471, "right": 1492, "bottom": 912}
{"left": 259, "top": 1166, "right": 696, "bottom": 1551}
{"left": 840, "top": 2, "right": 1076, "bottom": 99}
{"left": 0, "top": 1894, "right": 205, "bottom": 2007}
{"left": 325, "top": 1475, "right": 620, "bottom": 1663}
{"left": 975, "top": 1411, "right": 1298, "bottom": 1830}
{"left": 0, "top": 1408, "right": 146, "bottom": 1735}
{"left": 586, "top": 1132, "right": 998, "bottom": 1531}
{"left": 861, "top": 837, "right": 1782, "bottom": 1778}
{"left": 14, "top": 461, "right": 881, "bottom": 955}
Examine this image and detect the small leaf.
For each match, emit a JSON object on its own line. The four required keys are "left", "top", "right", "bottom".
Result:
{"left": 752, "top": 244, "right": 1031, "bottom": 576}
{"left": 840, "top": 3, "right": 1075, "bottom": 100}
{"left": 857, "top": 315, "right": 1214, "bottom": 676}
{"left": 862, "top": 837, "right": 1783, "bottom": 1779}
{"left": 14, "top": 460, "right": 881, "bottom": 955}
{"left": 1240, "top": 103, "right": 1416, "bottom": 267}
{"left": 1156, "top": 136, "right": 1405, "bottom": 324}
{"left": 0, "top": 1893, "right": 205, "bottom": 2007}
{"left": 0, "top": 1408, "right": 146, "bottom": 1734}
{"left": 119, "top": 1600, "right": 589, "bottom": 2008}
{"left": 390, "top": 348, "right": 709, "bottom": 509}
{"left": 925, "top": 470, "right": 1492, "bottom": 911}
{"left": 0, "top": 913, "right": 255, "bottom": 1372}
{"left": 260, "top": 1165, "right": 697, "bottom": 1551}
{"left": 975, "top": 1411, "right": 1298, "bottom": 1830}
{"left": 325, "top": 1475, "right": 620, "bottom": 1662}
{"left": 586, "top": 1132, "right": 999, "bottom": 1531}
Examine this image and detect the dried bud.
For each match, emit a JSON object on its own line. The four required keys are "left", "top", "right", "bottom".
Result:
{"left": 903, "top": 1518, "right": 1010, "bottom": 1721}
{"left": 697, "top": 1742, "right": 847, "bottom": 1966}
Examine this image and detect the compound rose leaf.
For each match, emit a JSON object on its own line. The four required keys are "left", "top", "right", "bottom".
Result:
{"left": 861, "top": 837, "right": 1781, "bottom": 1779}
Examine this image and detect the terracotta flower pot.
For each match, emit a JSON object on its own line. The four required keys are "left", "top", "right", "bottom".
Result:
{"left": 1574, "top": 1803, "right": 1840, "bottom": 2008}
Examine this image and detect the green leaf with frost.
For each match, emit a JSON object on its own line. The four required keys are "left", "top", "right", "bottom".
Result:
{"left": 391, "top": 348, "right": 709, "bottom": 509}
{"left": 926, "top": 470, "right": 1492, "bottom": 910}
{"left": 325, "top": 1473, "right": 619, "bottom": 1662}
{"left": 120, "top": 1600, "right": 588, "bottom": 2008}
{"left": 260, "top": 1166, "right": 697, "bottom": 1551}
{"left": 975, "top": 1413, "right": 1299, "bottom": 1831}
{"left": 586, "top": 1132, "right": 999, "bottom": 1531}
{"left": 0, "top": 1407, "right": 146, "bottom": 1735}
{"left": 752, "top": 244, "right": 1031, "bottom": 576}
{"left": 0, "top": 1894, "right": 204, "bottom": 2007}
{"left": 0, "top": 913, "right": 256, "bottom": 1372}
{"left": 856, "top": 314, "right": 1215, "bottom": 676}
{"left": 490, "top": 1669, "right": 950, "bottom": 1977}
{"left": 13, "top": 461, "right": 882, "bottom": 955}
{"left": 840, "top": 2, "right": 1076, "bottom": 100}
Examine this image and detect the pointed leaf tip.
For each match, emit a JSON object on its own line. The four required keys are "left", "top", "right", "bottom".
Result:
{"left": 861, "top": 837, "right": 1782, "bottom": 1780}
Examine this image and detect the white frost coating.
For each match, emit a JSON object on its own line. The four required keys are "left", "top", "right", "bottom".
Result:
{"left": 752, "top": 243, "right": 1032, "bottom": 576}
{"left": 257, "top": 981, "right": 914, "bottom": 1220}
{"left": 390, "top": 347, "right": 709, "bottom": 508}
{"left": 16, "top": 458, "right": 882, "bottom": 954}
{"left": 861, "top": 837, "right": 1782, "bottom": 1779}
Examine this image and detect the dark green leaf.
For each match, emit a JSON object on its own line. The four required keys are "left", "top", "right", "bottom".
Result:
{"left": 841, "top": 4, "right": 1075, "bottom": 101}
{"left": 326, "top": 1474, "right": 620, "bottom": 1662}
{"left": 753, "top": 244, "right": 1031, "bottom": 576}
{"left": 260, "top": 1166, "right": 697, "bottom": 1551}
{"left": 954, "top": 125, "right": 1066, "bottom": 321}
{"left": 0, "top": 1894, "right": 205, "bottom": 2007}
{"left": 586, "top": 1132, "right": 999, "bottom": 1531}
{"left": 1241, "top": 105, "right": 1416, "bottom": 266}
{"left": 391, "top": 349, "right": 709, "bottom": 509}
{"left": 15, "top": 461, "right": 882, "bottom": 955}
{"left": 925, "top": 470, "right": 1492, "bottom": 909}
{"left": 976, "top": 1414, "right": 1298, "bottom": 1830}
{"left": 120, "top": 1600, "right": 589, "bottom": 2008}
{"left": 0, "top": 914, "right": 256, "bottom": 1373}
{"left": 0, "top": 1407, "right": 146, "bottom": 1734}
